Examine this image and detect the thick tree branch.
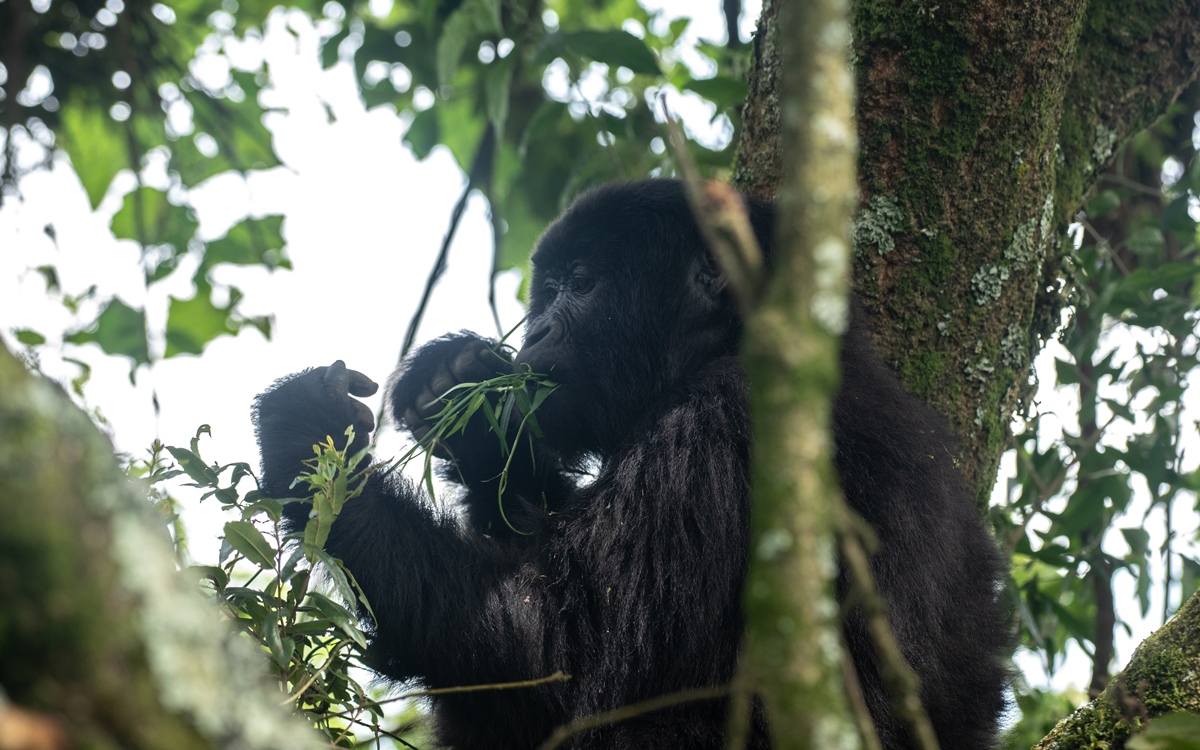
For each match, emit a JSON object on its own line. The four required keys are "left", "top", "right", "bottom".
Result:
{"left": 1034, "top": 590, "right": 1200, "bottom": 749}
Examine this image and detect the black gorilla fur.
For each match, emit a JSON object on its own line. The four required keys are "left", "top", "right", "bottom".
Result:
{"left": 253, "top": 179, "right": 1009, "bottom": 749}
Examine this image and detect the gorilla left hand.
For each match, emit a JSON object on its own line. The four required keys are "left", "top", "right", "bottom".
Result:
{"left": 253, "top": 360, "right": 379, "bottom": 513}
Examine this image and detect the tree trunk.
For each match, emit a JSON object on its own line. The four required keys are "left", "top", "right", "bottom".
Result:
{"left": 0, "top": 343, "right": 323, "bottom": 750}
{"left": 732, "top": 0, "right": 1200, "bottom": 744}
{"left": 736, "top": 0, "right": 1200, "bottom": 505}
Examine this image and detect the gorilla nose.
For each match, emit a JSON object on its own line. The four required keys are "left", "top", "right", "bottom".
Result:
{"left": 523, "top": 323, "right": 551, "bottom": 349}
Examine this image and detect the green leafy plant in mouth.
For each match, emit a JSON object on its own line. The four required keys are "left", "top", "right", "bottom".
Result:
{"left": 394, "top": 352, "right": 559, "bottom": 536}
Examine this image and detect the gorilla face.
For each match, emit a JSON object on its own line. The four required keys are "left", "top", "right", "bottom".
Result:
{"left": 515, "top": 181, "right": 748, "bottom": 455}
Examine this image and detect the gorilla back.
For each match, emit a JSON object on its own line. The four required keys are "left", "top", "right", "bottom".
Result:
{"left": 252, "top": 179, "right": 1008, "bottom": 749}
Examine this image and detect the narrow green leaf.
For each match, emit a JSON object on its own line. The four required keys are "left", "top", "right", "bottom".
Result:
{"left": 224, "top": 520, "right": 277, "bottom": 569}
{"left": 14, "top": 329, "right": 46, "bottom": 346}
{"left": 165, "top": 446, "right": 219, "bottom": 486}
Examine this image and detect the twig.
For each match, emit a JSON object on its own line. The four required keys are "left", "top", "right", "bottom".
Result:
{"left": 723, "top": 656, "right": 752, "bottom": 750}
{"left": 399, "top": 123, "right": 497, "bottom": 361}
{"left": 838, "top": 515, "right": 940, "bottom": 750}
{"left": 723, "top": 0, "right": 742, "bottom": 47}
{"left": 840, "top": 638, "right": 884, "bottom": 750}
{"left": 1098, "top": 172, "right": 1163, "bottom": 197}
{"left": 484, "top": 180, "right": 505, "bottom": 338}
{"left": 376, "top": 670, "right": 571, "bottom": 706}
{"left": 659, "top": 96, "right": 764, "bottom": 312}
{"left": 536, "top": 686, "right": 729, "bottom": 750}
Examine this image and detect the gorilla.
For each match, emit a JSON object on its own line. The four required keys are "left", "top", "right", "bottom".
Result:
{"left": 253, "top": 179, "right": 1008, "bottom": 749}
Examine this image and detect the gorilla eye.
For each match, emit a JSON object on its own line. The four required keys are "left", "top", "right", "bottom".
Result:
{"left": 569, "top": 275, "right": 595, "bottom": 294}
{"left": 543, "top": 280, "right": 560, "bottom": 297}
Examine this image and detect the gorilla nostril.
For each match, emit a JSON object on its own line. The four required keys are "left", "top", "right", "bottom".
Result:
{"left": 523, "top": 325, "right": 551, "bottom": 349}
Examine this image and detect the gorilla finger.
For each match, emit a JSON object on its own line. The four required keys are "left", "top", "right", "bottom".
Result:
{"left": 416, "top": 385, "right": 441, "bottom": 418}
{"left": 409, "top": 422, "right": 432, "bottom": 447}
{"left": 429, "top": 362, "right": 459, "bottom": 401}
{"left": 351, "top": 401, "right": 376, "bottom": 433}
{"left": 322, "top": 360, "right": 350, "bottom": 392}
{"left": 476, "top": 341, "right": 515, "bottom": 374}
{"left": 401, "top": 406, "right": 421, "bottom": 430}
{"left": 347, "top": 370, "right": 379, "bottom": 398}
{"left": 450, "top": 345, "right": 486, "bottom": 383}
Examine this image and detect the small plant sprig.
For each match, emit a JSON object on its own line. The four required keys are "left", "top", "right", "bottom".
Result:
{"left": 155, "top": 425, "right": 428, "bottom": 748}
{"left": 394, "top": 360, "right": 558, "bottom": 534}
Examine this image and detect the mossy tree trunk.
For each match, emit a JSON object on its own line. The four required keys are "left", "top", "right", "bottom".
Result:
{"left": 0, "top": 342, "right": 323, "bottom": 750}
{"left": 733, "top": 0, "right": 1200, "bottom": 745}
{"left": 736, "top": 0, "right": 1200, "bottom": 506}
{"left": 735, "top": 0, "right": 860, "bottom": 745}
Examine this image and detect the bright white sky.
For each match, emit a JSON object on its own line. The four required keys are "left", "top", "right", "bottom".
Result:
{"left": 1, "top": 0, "right": 1196, "bottom": 701}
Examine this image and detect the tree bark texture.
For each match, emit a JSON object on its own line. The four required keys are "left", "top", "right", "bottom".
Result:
{"left": 734, "top": 0, "right": 1200, "bottom": 505}
{"left": 1032, "top": 590, "right": 1200, "bottom": 750}
{"left": 738, "top": 0, "right": 859, "bottom": 746}
{"left": 0, "top": 343, "right": 323, "bottom": 750}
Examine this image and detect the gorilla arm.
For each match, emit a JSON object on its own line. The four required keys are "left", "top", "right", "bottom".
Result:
{"left": 252, "top": 355, "right": 754, "bottom": 742}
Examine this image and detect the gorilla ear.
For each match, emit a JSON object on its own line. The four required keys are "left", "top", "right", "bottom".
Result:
{"left": 696, "top": 257, "right": 729, "bottom": 301}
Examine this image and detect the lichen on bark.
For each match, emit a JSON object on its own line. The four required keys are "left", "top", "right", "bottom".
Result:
{"left": 1033, "top": 590, "right": 1200, "bottom": 750}
{"left": 0, "top": 342, "right": 324, "bottom": 750}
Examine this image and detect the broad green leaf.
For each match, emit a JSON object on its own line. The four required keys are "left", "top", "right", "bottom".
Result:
{"left": 58, "top": 102, "right": 129, "bottom": 209}
{"left": 405, "top": 109, "right": 441, "bottom": 159}
{"left": 111, "top": 186, "right": 199, "bottom": 252}
{"left": 187, "top": 564, "right": 231, "bottom": 589}
{"left": 224, "top": 520, "right": 277, "bottom": 569}
{"left": 263, "top": 609, "right": 294, "bottom": 669}
{"left": 563, "top": 30, "right": 660, "bottom": 76}
{"left": 1124, "top": 225, "right": 1165, "bottom": 256}
{"left": 1121, "top": 527, "right": 1150, "bottom": 557}
{"left": 484, "top": 55, "right": 515, "bottom": 135}
{"left": 65, "top": 298, "right": 150, "bottom": 366}
{"left": 202, "top": 215, "right": 287, "bottom": 274}
{"left": 1085, "top": 189, "right": 1121, "bottom": 220}
{"left": 166, "top": 446, "right": 219, "bottom": 486}
{"left": 436, "top": 3, "right": 475, "bottom": 87}
{"left": 14, "top": 329, "right": 46, "bottom": 346}
{"left": 164, "top": 292, "right": 239, "bottom": 358}
{"left": 304, "top": 544, "right": 356, "bottom": 608}
{"left": 307, "top": 592, "right": 368, "bottom": 648}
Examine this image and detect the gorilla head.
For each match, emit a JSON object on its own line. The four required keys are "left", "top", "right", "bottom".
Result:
{"left": 515, "top": 180, "right": 770, "bottom": 455}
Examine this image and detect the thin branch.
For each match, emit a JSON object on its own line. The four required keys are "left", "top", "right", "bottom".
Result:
{"left": 376, "top": 670, "right": 571, "bottom": 706}
{"left": 1098, "top": 172, "right": 1164, "bottom": 197}
{"left": 723, "top": 0, "right": 742, "bottom": 47}
{"left": 840, "top": 640, "right": 884, "bottom": 750}
{"left": 536, "top": 686, "right": 729, "bottom": 750}
{"left": 484, "top": 178, "right": 505, "bottom": 339}
{"left": 399, "top": 123, "right": 497, "bottom": 362}
{"left": 659, "top": 97, "right": 764, "bottom": 312}
{"left": 838, "top": 517, "right": 940, "bottom": 750}
{"left": 723, "top": 657, "right": 752, "bottom": 750}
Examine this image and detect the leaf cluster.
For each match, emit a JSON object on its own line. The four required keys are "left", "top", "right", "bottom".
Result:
{"left": 152, "top": 425, "right": 426, "bottom": 748}
{"left": 995, "top": 92, "right": 1200, "bottom": 682}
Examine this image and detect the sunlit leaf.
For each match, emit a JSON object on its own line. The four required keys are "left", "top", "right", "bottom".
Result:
{"left": 164, "top": 292, "right": 239, "bottom": 358}
{"left": 65, "top": 298, "right": 149, "bottom": 366}
{"left": 224, "top": 520, "right": 276, "bottom": 569}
